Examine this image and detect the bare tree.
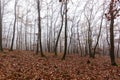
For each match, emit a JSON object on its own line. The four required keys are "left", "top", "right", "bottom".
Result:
{"left": 67, "top": 1, "right": 81, "bottom": 54}
{"left": 92, "top": 4, "right": 105, "bottom": 58}
{"left": 54, "top": 2, "right": 64, "bottom": 56}
{"left": 62, "top": 0, "right": 68, "bottom": 60}
{"left": 10, "top": 0, "right": 18, "bottom": 51}
{"left": 36, "top": 0, "right": 45, "bottom": 57}
{"left": 46, "top": 3, "right": 50, "bottom": 53}
{"left": 84, "top": 7, "right": 93, "bottom": 57}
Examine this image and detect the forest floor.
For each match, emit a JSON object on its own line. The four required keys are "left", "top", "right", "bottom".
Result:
{"left": 0, "top": 50, "right": 120, "bottom": 80}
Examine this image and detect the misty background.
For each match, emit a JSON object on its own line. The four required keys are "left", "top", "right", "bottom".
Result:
{"left": 1, "top": 0, "right": 120, "bottom": 56}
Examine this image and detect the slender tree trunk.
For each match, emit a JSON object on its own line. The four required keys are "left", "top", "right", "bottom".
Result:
{"left": 102, "top": 41, "right": 105, "bottom": 55}
{"left": 33, "top": 20, "right": 36, "bottom": 51}
{"left": 6, "top": 21, "right": 12, "bottom": 48}
{"left": 0, "top": 0, "right": 3, "bottom": 52}
{"left": 16, "top": 17, "right": 19, "bottom": 50}
{"left": 92, "top": 13, "right": 103, "bottom": 58}
{"left": 36, "top": 36, "right": 39, "bottom": 54}
{"left": 54, "top": 3, "right": 64, "bottom": 56}
{"left": 10, "top": 0, "right": 17, "bottom": 51}
{"left": 50, "top": 5, "right": 54, "bottom": 52}
{"left": 30, "top": 25, "right": 32, "bottom": 50}
{"left": 116, "top": 31, "right": 120, "bottom": 58}
{"left": 105, "top": 21, "right": 110, "bottom": 46}
{"left": 25, "top": 13, "right": 28, "bottom": 50}
{"left": 20, "top": 19, "right": 23, "bottom": 50}
{"left": 62, "top": 0, "right": 67, "bottom": 60}
{"left": 60, "top": 38, "right": 62, "bottom": 53}
{"left": 84, "top": 40, "right": 88, "bottom": 56}
{"left": 36, "top": 0, "right": 45, "bottom": 57}
{"left": 46, "top": 5, "right": 50, "bottom": 53}
{"left": 68, "top": 30, "right": 73, "bottom": 54}
{"left": 53, "top": 12, "right": 59, "bottom": 54}
{"left": 88, "top": 22, "right": 92, "bottom": 57}
{"left": 77, "top": 23, "right": 82, "bottom": 56}
{"left": 117, "top": 41, "right": 119, "bottom": 58}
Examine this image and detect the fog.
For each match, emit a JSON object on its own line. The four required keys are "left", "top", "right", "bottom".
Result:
{"left": 1, "top": 0, "right": 120, "bottom": 55}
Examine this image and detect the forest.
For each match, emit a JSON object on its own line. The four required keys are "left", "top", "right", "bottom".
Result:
{"left": 0, "top": 0, "right": 120, "bottom": 79}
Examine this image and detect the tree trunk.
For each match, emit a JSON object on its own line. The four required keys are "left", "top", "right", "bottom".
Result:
{"left": 92, "top": 13, "right": 103, "bottom": 58}
{"left": 54, "top": 2, "right": 64, "bottom": 56}
{"left": 88, "top": 22, "right": 92, "bottom": 57}
{"left": 62, "top": 0, "right": 67, "bottom": 60}
{"left": 37, "top": 0, "right": 45, "bottom": 57}
{"left": 0, "top": 0, "right": 3, "bottom": 52}
{"left": 117, "top": 42, "right": 119, "bottom": 58}
{"left": 10, "top": 0, "right": 17, "bottom": 51}
{"left": 109, "top": 12, "right": 117, "bottom": 66}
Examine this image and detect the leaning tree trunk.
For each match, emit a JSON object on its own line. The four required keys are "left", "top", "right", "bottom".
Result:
{"left": 10, "top": 0, "right": 17, "bottom": 51}
{"left": 92, "top": 13, "right": 104, "bottom": 58}
{"left": 54, "top": 2, "right": 64, "bottom": 56}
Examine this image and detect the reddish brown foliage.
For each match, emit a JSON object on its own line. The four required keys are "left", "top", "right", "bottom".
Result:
{"left": 105, "top": 0, "right": 120, "bottom": 21}
{"left": 0, "top": 50, "right": 120, "bottom": 80}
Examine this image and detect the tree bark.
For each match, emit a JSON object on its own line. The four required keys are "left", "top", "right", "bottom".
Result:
{"left": 36, "top": 0, "right": 45, "bottom": 57}
{"left": 62, "top": 0, "right": 67, "bottom": 60}
{"left": 109, "top": 16, "right": 117, "bottom": 65}
{"left": 109, "top": 0, "right": 117, "bottom": 66}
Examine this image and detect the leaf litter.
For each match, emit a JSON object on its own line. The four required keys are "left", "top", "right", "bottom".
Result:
{"left": 0, "top": 50, "right": 120, "bottom": 80}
